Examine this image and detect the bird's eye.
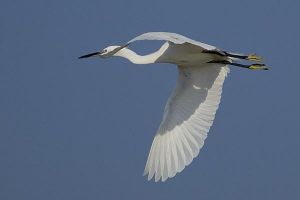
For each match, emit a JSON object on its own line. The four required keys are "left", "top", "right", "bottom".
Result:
{"left": 101, "top": 49, "right": 107, "bottom": 54}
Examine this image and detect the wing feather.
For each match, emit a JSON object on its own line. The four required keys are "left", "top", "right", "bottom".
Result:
{"left": 169, "top": 131, "right": 178, "bottom": 176}
{"left": 145, "top": 64, "right": 229, "bottom": 182}
{"left": 127, "top": 32, "right": 217, "bottom": 51}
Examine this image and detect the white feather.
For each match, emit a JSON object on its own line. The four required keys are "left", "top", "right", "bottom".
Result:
{"left": 145, "top": 65, "right": 229, "bottom": 182}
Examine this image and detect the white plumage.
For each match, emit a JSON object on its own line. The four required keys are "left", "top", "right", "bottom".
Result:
{"left": 145, "top": 65, "right": 229, "bottom": 181}
{"left": 79, "top": 32, "right": 267, "bottom": 182}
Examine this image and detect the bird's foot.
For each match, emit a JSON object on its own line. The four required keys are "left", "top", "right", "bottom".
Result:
{"left": 246, "top": 53, "right": 263, "bottom": 62}
{"left": 248, "top": 63, "right": 269, "bottom": 70}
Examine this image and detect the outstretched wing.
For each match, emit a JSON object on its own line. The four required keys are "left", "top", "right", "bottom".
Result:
{"left": 144, "top": 64, "right": 229, "bottom": 182}
{"left": 127, "top": 32, "right": 217, "bottom": 51}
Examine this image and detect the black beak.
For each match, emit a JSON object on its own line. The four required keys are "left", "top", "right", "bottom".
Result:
{"left": 78, "top": 51, "right": 101, "bottom": 59}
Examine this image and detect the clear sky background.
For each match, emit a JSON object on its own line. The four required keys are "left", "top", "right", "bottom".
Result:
{"left": 1, "top": 0, "right": 300, "bottom": 199}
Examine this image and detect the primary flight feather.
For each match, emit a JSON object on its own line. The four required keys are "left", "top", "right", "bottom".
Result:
{"left": 79, "top": 32, "right": 268, "bottom": 182}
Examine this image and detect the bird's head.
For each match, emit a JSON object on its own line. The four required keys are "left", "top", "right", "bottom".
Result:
{"left": 79, "top": 45, "right": 126, "bottom": 59}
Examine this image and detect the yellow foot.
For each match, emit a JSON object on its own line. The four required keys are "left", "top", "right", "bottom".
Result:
{"left": 249, "top": 64, "right": 269, "bottom": 70}
{"left": 247, "top": 53, "right": 263, "bottom": 62}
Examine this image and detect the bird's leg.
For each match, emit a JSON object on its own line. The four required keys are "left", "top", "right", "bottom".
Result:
{"left": 224, "top": 52, "right": 263, "bottom": 62}
{"left": 202, "top": 50, "right": 263, "bottom": 62}
{"left": 207, "top": 60, "right": 269, "bottom": 70}
{"left": 202, "top": 49, "right": 226, "bottom": 56}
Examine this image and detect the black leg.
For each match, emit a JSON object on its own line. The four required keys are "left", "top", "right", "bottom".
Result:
{"left": 224, "top": 52, "right": 263, "bottom": 62}
{"left": 207, "top": 60, "right": 269, "bottom": 70}
{"left": 202, "top": 49, "right": 263, "bottom": 62}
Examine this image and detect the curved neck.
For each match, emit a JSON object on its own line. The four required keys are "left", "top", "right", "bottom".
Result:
{"left": 113, "top": 43, "right": 169, "bottom": 64}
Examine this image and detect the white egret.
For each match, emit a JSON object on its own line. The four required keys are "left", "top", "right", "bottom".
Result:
{"left": 79, "top": 32, "right": 268, "bottom": 182}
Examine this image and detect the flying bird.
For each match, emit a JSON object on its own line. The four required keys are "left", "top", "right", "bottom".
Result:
{"left": 79, "top": 32, "right": 268, "bottom": 182}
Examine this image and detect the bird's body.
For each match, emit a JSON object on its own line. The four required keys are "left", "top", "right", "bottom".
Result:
{"left": 114, "top": 42, "right": 223, "bottom": 65}
{"left": 79, "top": 32, "right": 268, "bottom": 182}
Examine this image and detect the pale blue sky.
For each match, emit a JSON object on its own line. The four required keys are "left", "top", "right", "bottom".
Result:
{"left": 1, "top": 0, "right": 300, "bottom": 199}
